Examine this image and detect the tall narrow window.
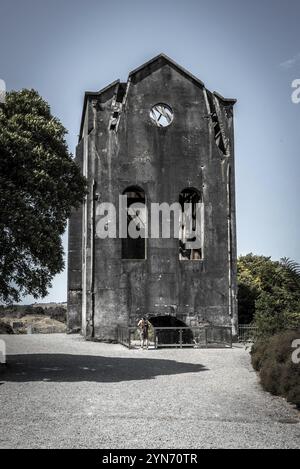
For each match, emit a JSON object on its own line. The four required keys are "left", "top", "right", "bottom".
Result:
{"left": 122, "top": 186, "right": 146, "bottom": 260}
{"left": 179, "top": 188, "right": 203, "bottom": 260}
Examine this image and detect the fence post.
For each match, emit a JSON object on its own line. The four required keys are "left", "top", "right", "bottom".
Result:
{"left": 179, "top": 329, "right": 183, "bottom": 349}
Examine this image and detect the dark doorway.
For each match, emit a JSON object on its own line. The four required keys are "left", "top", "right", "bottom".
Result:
{"left": 149, "top": 315, "right": 193, "bottom": 347}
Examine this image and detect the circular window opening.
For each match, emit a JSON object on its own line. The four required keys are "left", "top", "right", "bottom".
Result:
{"left": 150, "top": 103, "right": 173, "bottom": 127}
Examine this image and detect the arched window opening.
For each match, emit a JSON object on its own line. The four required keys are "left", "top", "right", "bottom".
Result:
{"left": 179, "top": 188, "right": 204, "bottom": 261}
{"left": 122, "top": 186, "right": 146, "bottom": 260}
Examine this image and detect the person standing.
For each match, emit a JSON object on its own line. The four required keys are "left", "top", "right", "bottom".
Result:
{"left": 137, "top": 317, "right": 150, "bottom": 349}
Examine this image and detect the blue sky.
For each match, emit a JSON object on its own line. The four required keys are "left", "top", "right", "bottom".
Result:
{"left": 1, "top": 0, "right": 300, "bottom": 303}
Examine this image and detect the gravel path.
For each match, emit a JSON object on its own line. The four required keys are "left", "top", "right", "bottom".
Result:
{"left": 0, "top": 334, "right": 299, "bottom": 449}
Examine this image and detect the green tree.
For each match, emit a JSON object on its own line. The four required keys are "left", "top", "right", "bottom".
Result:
{"left": 0, "top": 89, "right": 86, "bottom": 303}
{"left": 238, "top": 254, "right": 300, "bottom": 335}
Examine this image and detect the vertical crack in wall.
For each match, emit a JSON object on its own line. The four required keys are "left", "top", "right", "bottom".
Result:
{"left": 206, "top": 92, "right": 229, "bottom": 157}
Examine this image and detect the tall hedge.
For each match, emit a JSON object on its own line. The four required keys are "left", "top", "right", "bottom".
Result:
{"left": 251, "top": 329, "right": 300, "bottom": 408}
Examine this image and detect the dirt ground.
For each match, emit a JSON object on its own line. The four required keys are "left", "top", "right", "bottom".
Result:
{"left": 0, "top": 334, "right": 299, "bottom": 449}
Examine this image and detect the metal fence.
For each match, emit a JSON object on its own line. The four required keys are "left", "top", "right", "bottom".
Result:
{"left": 117, "top": 325, "right": 232, "bottom": 349}
{"left": 117, "top": 326, "right": 136, "bottom": 348}
{"left": 238, "top": 325, "right": 258, "bottom": 343}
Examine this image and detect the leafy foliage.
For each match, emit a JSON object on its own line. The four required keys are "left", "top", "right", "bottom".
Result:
{"left": 238, "top": 254, "right": 300, "bottom": 335}
{"left": 251, "top": 329, "right": 300, "bottom": 408}
{"left": 0, "top": 89, "right": 86, "bottom": 303}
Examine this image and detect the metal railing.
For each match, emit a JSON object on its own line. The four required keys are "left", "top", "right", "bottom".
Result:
{"left": 238, "top": 325, "right": 258, "bottom": 343}
{"left": 117, "top": 325, "right": 232, "bottom": 349}
{"left": 117, "top": 326, "right": 136, "bottom": 348}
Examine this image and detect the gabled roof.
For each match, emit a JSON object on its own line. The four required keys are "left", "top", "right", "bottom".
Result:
{"left": 128, "top": 53, "right": 205, "bottom": 88}
{"left": 78, "top": 54, "right": 237, "bottom": 141}
{"left": 79, "top": 80, "right": 119, "bottom": 140}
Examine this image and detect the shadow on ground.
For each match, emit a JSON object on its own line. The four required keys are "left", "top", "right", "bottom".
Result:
{"left": 0, "top": 354, "right": 208, "bottom": 383}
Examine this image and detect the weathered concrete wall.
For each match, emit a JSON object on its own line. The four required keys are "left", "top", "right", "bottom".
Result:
{"left": 67, "top": 140, "right": 84, "bottom": 332}
{"left": 67, "top": 55, "right": 238, "bottom": 341}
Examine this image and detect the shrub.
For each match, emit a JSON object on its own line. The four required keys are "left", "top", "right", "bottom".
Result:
{"left": 251, "top": 329, "right": 300, "bottom": 408}
{"left": 0, "top": 320, "right": 14, "bottom": 334}
{"left": 251, "top": 338, "right": 269, "bottom": 371}
{"left": 49, "top": 307, "right": 66, "bottom": 323}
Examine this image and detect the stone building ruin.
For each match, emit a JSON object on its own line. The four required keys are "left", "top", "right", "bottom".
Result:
{"left": 67, "top": 54, "right": 238, "bottom": 341}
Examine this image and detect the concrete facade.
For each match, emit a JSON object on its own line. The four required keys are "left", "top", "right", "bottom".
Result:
{"left": 67, "top": 54, "right": 238, "bottom": 341}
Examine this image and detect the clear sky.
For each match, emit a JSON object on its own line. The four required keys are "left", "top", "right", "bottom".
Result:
{"left": 1, "top": 0, "right": 299, "bottom": 303}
